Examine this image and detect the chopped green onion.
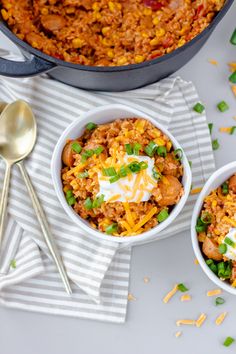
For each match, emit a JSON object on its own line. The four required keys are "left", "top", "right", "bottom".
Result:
{"left": 195, "top": 217, "right": 207, "bottom": 233}
{"left": 128, "top": 162, "right": 141, "bottom": 173}
{"left": 94, "top": 146, "right": 104, "bottom": 155}
{"left": 92, "top": 194, "right": 104, "bottom": 208}
{"left": 157, "top": 209, "right": 169, "bottom": 223}
{"left": 193, "top": 102, "right": 205, "bottom": 113}
{"left": 84, "top": 197, "right": 93, "bottom": 210}
{"left": 173, "top": 148, "right": 183, "bottom": 161}
{"left": 144, "top": 141, "right": 157, "bottom": 157}
{"left": 206, "top": 259, "right": 218, "bottom": 274}
{"left": 217, "top": 101, "right": 229, "bottom": 112}
{"left": 81, "top": 149, "right": 94, "bottom": 162}
{"left": 223, "top": 337, "right": 235, "bottom": 347}
{"left": 208, "top": 123, "right": 213, "bottom": 135}
{"left": 106, "top": 223, "right": 118, "bottom": 235}
{"left": 215, "top": 297, "right": 225, "bottom": 306}
{"left": 67, "top": 196, "right": 76, "bottom": 206}
{"left": 217, "top": 261, "right": 232, "bottom": 279}
{"left": 225, "top": 237, "right": 235, "bottom": 247}
{"left": 219, "top": 243, "right": 227, "bottom": 255}
{"left": 177, "top": 283, "right": 189, "bottom": 292}
{"left": 152, "top": 167, "right": 161, "bottom": 180}
{"left": 102, "top": 167, "right": 117, "bottom": 177}
{"left": 157, "top": 146, "right": 167, "bottom": 158}
{"left": 71, "top": 141, "right": 82, "bottom": 154}
{"left": 133, "top": 143, "right": 142, "bottom": 155}
{"left": 229, "top": 71, "right": 236, "bottom": 84}
{"left": 10, "top": 259, "right": 16, "bottom": 269}
{"left": 231, "top": 126, "right": 236, "bottom": 135}
{"left": 109, "top": 175, "right": 120, "bottom": 183}
{"left": 222, "top": 182, "right": 229, "bottom": 195}
{"left": 200, "top": 212, "right": 212, "bottom": 224}
{"left": 66, "top": 190, "right": 73, "bottom": 199}
{"left": 212, "top": 139, "right": 220, "bottom": 151}
{"left": 125, "top": 143, "right": 133, "bottom": 155}
{"left": 77, "top": 171, "right": 89, "bottom": 178}
{"left": 119, "top": 165, "right": 128, "bottom": 177}
{"left": 139, "top": 161, "right": 148, "bottom": 170}
{"left": 188, "top": 160, "right": 192, "bottom": 168}
{"left": 86, "top": 122, "right": 97, "bottom": 131}
{"left": 230, "top": 28, "right": 236, "bottom": 45}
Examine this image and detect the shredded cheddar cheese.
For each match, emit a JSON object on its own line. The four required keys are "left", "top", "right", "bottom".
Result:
{"left": 128, "top": 293, "right": 136, "bottom": 301}
{"left": 132, "top": 207, "right": 157, "bottom": 233}
{"left": 123, "top": 202, "right": 135, "bottom": 228}
{"left": 196, "top": 313, "right": 207, "bottom": 328}
{"left": 194, "top": 258, "right": 199, "bottom": 265}
{"left": 208, "top": 59, "right": 218, "bottom": 66}
{"left": 231, "top": 85, "right": 236, "bottom": 97}
{"left": 120, "top": 220, "right": 132, "bottom": 234}
{"left": 191, "top": 187, "right": 202, "bottom": 195}
{"left": 181, "top": 294, "right": 191, "bottom": 302}
{"left": 219, "top": 127, "right": 232, "bottom": 134}
{"left": 215, "top": 312, "right": 227, "bottom": 326}
{"left": 222, "top": 216, "right": 236, "bottom": 227}
{"left": 175, "top": 331, "right": 182, "bottom": 338}
{"left": 106, "top": 194, "right": 121, "bottom": 203}
{"left": 143, "top": 277, "right": 150, "bottom": 284}
{"left": 163, "top": 284, "right": 178, "bottom": 304}
{"left": 66, "top": 162, "right": 88, "bottom": 176}
{"left": 176, "top": 319, "right": 196, "bottom": 326}
{"left": 207, "top": 289, "right": 222, "bottom": 297}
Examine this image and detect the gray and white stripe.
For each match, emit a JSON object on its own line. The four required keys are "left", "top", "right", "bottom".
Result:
{"left": 0, "top": 74, "right": 214, "bottom": 323}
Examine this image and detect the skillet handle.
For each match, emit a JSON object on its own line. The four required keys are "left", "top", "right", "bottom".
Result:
{"left": 0, "top": 54, "right": 55, "bottom": 77}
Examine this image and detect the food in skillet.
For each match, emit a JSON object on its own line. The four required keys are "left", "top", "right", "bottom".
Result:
{"left": 196, "top": 175, "right": 236, "bottom": 287}
{"left": 0, "top": 0, "right": 225, "bottom": 66}
{"left": 61, "top": 118, "right": 184, "bottom": 236}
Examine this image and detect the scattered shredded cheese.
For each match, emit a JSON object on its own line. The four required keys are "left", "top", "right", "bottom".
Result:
{"left": 219, "top": 127, "right": 232, "bottom": 134}
{"left": 163, "top": 284, "right": 178, "bottom": 304}
{"left": 106, "top": 194, "right": 121, "bottom": 203}
{"left": 176, "top": 319, "right": 196, "bottom": 327}
{"left": 232, "top": 85, "right": 236, "bottom": 97}
{"left": 123, "top": 202, "right": 134, "bottom": 228}
{"left": 222, "top": 216, "right": 236, "bottom": 227}
{"left": 208, "top": 59, "right": 218, "bottom": 66}
{"left": 196, "top": 313, "right": 207, "bottom": 328}
{"left": 132, "top": 207, "right": 157, "bottom": 233}
{"left": 194, "top": 258, "right": 199, "bottom": 265}
{"left": 207, "top": 289, "right": 222, "bottom": 297}
{"left": 191, "top": 187, "right": 202, "bottom": 195}
{"left": 175, "top": 331, "right": 182, "bottom": 338}
{"left": 128, "top": 293, "right": 136, "bottom": 301}
{"left": 181, "top": 294, "right": 191, "bottom": 302}
{"left": 143, "top": 277, "right": 150, "bottom": 284}
{"left": 215, "top": 312, "right": 227, "bottom": 326}
{"left": 66, "top": 162, "right": 88, "bottom": 176}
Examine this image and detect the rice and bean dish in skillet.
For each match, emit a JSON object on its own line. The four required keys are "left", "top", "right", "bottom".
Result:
{"left": 61, "top": 118, "right": 184, "bottom": 236}
{"left": 196, "top": 175, "right": 236, "bottom": 287}
{"left": 0, "top": 0, "right": 225, "bottom": 66}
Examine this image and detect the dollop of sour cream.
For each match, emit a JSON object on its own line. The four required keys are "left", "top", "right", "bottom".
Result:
{"left": 222, "top": 228, "right": 236, "bottom": 261}
{"left": 97, "top": 155, "right": 156, "bottom": 203}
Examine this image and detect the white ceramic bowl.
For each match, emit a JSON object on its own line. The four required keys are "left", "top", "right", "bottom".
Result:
{"left": 51, "top": 104, "right": 192, "bottom": 244}
{"left": 191, "top": 161, "right": 236, "bottom": 295}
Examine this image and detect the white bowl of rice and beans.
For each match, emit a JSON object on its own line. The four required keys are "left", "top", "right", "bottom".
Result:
{"left": 51, "top": 104, "right": 192, "bottom": 243}
{"left": 191, "top": 161, "right": 236, "bottom": 294}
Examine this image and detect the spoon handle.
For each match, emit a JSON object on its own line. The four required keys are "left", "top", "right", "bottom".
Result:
{"left": 17, "top": 161, "right": 72, "bottom": 296}
{"left": 0, "top": 162, "right": 11, "bottom": 247}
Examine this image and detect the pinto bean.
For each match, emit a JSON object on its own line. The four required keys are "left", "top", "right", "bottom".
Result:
{"left": 41, "top": 14, "right": 66, "bottom": 32}
{"left": 202, "top": 237, "right": 223, "bottom": 261}
{"left": 62, "top": 141, "right": 75, "bottom": 167}
{"left": 229, "top": 175, "right": 236, "bottom": 193}
{"left": 158, "top": 175, "right": 183, "bottom": 206}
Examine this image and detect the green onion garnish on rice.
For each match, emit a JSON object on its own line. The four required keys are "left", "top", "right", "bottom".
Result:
{"left": 86, "top": 122, "right": 97, "bottom": 131}
{"left": 157, "top": 209, "right": 169, "bottom": 223}
{"left": 200, "top": 212, "right": 212, "bottom": 224}
{"left": 128, "top": 161, "right": 141, "bottom": 173}
{"left": 92, "top": 194, "right": 104, "bottom": 208}
{"left": 225, "top": 237, "right": 235, "bottom": 247}
{"left": 133, "top": 143, "right": 142, "bottom": 155}
{"left": 77, "top": 171, "right": 89, "bottom": 178}
{"left": 125, "top": 143, "right": 133, "bottom": 155}
{"left": 222, "top": 182, "right": 229, "bottom": 195}
{"left": 106, "top": 223, "right": 118, "bottom": 235}
{"left": 218, "top": 243, "right": 227, "bottom": 255}
{"left": 144, "top": 141, "right": 157, "bottom": 157}
{"left": 84, "top": 197, "right": 93, "bottom": 210}
{"left": 94, "top": 146, "right": 104, "bottom": 155}
{"left": 109, "top": 175, "right": 120, "bottom": 183}
{"left": 206, "top": 259, "right": 218, "bottom": 274}
{"left": 139, "top": 161, "right": 148, "bottom": 170}
{"left": 177, "top": 283, "right": 189, "bottom": 292}
{"left": 119, "top": 165, "right": 128, "bottom": 177}
{"left": 71, "top": 141, "right": 82, "bottom": 154}
{"left": 173, "top": 149, "right": 183, "bottom": 161}
{"left": 81, "top": 149, "right": 94, "bottom": 162}
{"left": 195, "top": 218, "right": 207, "bottom": 233}
{"left": 66, "top": 190, "right": 76, "bottom": 205}
{"left": 102, "top": 167, "right": 117, "bottom": 177}
{"left": 152, "top": 167, "right": 161, "bottom": 180}
{"left": 157, "top": 146, "right": 167, "bottom": 158}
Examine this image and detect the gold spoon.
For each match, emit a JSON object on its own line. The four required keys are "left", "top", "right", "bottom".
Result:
{"left": 0, "top": 100, "right": 72, "bottom": 295}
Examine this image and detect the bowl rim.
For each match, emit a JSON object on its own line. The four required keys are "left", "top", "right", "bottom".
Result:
{"left": 191, "top": 161, "right": 236, "bottom": 295}
{"left": 51, "top": 103, "right": 192, "bottom": 243}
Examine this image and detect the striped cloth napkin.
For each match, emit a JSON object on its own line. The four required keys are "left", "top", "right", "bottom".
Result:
{"left": 0, "top": 74, "right": 215, "bottom": 323}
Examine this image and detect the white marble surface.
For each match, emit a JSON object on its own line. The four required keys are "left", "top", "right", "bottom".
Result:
{"left": 0, "top": 3, "right": 236, "bottom": 354}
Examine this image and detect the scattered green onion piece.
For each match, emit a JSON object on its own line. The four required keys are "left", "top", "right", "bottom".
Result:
{"left": 215, "top": 297, "right": 225, "bottom": 306}
{"left": 217, "top": 101, "right": 229, "bottom": 112}
{"left": 139, "top": 161, "right": 148, "bottom": 170}
{"left": 231, "top": 126, "right": 236, "bottom": 135}
{"left": 77, "top": 171, "right": 89, "bottom": 178}
{"left": 200, "top": 212, "right": 212, "bottom": 225}
{"left": 177, "top": 283, "right": 189, "bottom": 292}
{"left": 173, "top": 148, "right": 183, "bottom": 161}
{"left": 102, "top": 167, "right": 117, "bottom": 177}
{"left": 222, "top": 182, "right": 229, "bottom": 195}
{"left": 94, "top": 146, "right": 104, "bottom": 155}
{"left": 152, "top": 167, "right": 161, "bottom": 180}
{"left": 125, "top": 143, "right": 133, "bottom": 155}
{"left": 208, "top": 123, "right": 213, "bottom": 135}
{"left": 195, "top": 217, "right": 207, "bottom": 233}
{"left": 193, "top": 102, "right": 205, "bottom": 113}
{"left": 219, "top": 243, "right": 227, "bottom": 255}
{"left": 128, "top": 162, "right": 141, "bottom": 173}
{"left": 225, "top": 237, "right": 235, "bottom": 247}
{"left": 110, "top": 175, "right": 120, "bottom": 183}
{"left": 106, "top": 223, "right": 118, "bottom": 235}
{"left": 10, "top": 259, "right": 16, "bottom": 269}
{"left": 92, "top": 194, "right": 104, "bottom": 208}
{"left": 84, "top": 197, "right": 93, "bottom": 210}
{"left": 144, "top": 141, "right": 157, "bottom": 157}
{"left": 81, "top": 149, "right": 94, "bottom": 162}
{"left": 212, "top": 139, "right": 220, "bottom": 151}
{"left": 133, "top": 143, "right": 142, "bottom": 155}
{"left": 230, "top": 28, "right": 236, "bottom": 45}
{"left": 157, "top": 209, "right": 169, "bottom": 223}
{"left": 157, "top": 146, "right": 167, "bottom": 158}
{"left": 119, "top": 165, "right": 128, "bottom": 177}
{"left": 229, "top": 71, "right": 236, "bottom": 84}
{"left": 223, "top": 337, "right": 235, "bottom": 347}
{"left": 71, "top": 141, "right": 82, "bottom": 154}
{"left": 86, "top": 122, "right": 97, "bottom": 131}
{"left": 188, "top": 160, "right": 192, "bottom": 168}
